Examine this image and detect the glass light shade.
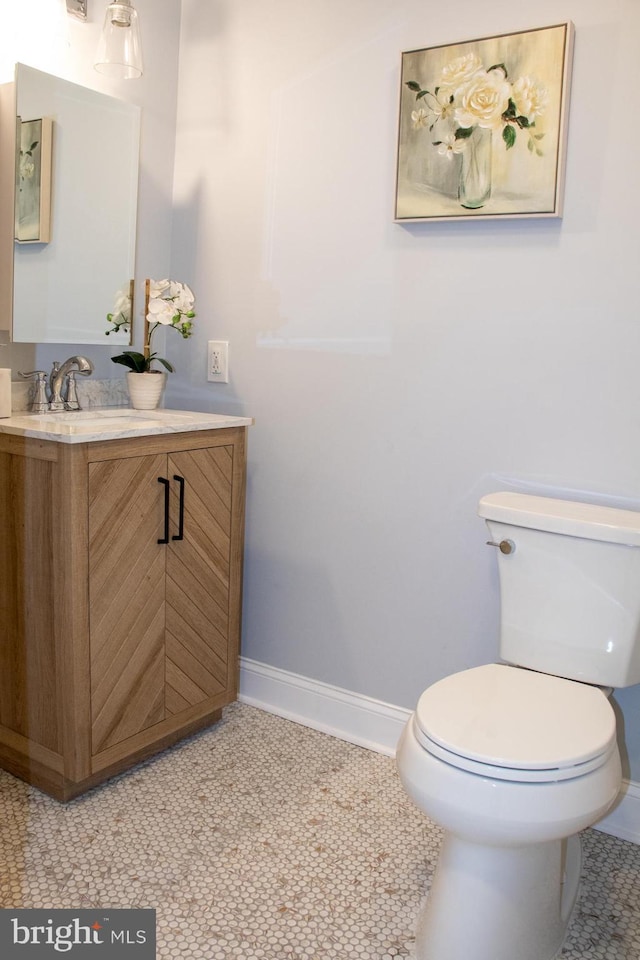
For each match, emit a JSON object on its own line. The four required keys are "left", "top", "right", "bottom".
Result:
{"left": 94, "top": 2, "right": 143, "bottom": 79}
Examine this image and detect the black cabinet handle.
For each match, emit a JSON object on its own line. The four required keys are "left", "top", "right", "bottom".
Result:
{"left": 157, "top": 477, "right": 170, "bottom": 544}
{"left": 172, "top": 475, "right": 185, "bottom": 541}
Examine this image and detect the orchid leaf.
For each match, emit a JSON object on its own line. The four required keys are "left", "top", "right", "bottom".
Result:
{"left": 111, "top": 350, "right": 148, "bottom": 373}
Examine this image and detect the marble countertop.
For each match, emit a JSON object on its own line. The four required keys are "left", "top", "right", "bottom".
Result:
{"left": 0, "top": 408, "right": 254, "bottom": 444}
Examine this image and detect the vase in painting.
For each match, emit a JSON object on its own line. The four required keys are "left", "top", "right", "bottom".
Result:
{"left": 458, "top": 126, "right": 492, "bottom": 210}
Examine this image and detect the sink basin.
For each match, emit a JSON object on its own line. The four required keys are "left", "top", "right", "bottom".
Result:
{"left": 44, "top": 410, "right": 194, "bottom": 421}
{"left": 43, "top": 411, "right": 153, "bottom": 426}
{"left": 15, "top": 409, "right": 198, "bottom": 432}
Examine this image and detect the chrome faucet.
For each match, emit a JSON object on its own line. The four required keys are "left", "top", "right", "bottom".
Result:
{"left": 49, "top": 355, "right": 94, "bottom": 411}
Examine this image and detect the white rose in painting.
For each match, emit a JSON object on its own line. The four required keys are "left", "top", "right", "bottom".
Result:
{"left": 454, "top": 69, "right": 511, "bottom": 129}
{"left": 512, "top": 76, "right": 549, "bottom": 122}
{"left": 440, "top": 52, "right": 483, "bottom": 90}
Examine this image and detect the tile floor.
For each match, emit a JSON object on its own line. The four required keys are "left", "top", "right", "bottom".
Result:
{"left": 0, "top": 702, "right": 639, "bottom": 958}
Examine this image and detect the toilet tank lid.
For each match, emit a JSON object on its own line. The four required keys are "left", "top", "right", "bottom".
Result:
{"left": 479, "top": 492, "right": 640, "bottom": 546}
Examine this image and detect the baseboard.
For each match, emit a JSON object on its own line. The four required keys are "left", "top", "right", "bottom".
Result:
{"left": 593, "top": 778, "right": 640, "bottom": 844}
{"left": 239, "top": 657, "right": 640, "bottom": 845}
{"left": 238, "top": 657, "right": 411, "bottom": 757}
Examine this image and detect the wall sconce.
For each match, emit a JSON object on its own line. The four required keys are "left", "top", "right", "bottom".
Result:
{"left": 94, "top": 1, "right": 143, "bottom": 79}
{"left": 66, "top": 0, "right": 88, "bottom": 20}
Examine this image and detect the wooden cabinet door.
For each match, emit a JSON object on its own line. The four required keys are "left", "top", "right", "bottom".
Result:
{"left": 165, "top": 446, "right": 233, "bottom": 715}
{"left": 88, "top": 453, "right": 167, "bottom": 754}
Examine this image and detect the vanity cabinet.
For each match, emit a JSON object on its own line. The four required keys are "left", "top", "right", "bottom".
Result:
{"left": 0, "top": 426, "right": 247, "bottom": 800}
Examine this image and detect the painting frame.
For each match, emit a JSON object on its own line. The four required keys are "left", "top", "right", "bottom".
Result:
{"left": 15, "top": 116, "right": 53, "bottom": 244}
{"left": 394, "top": 22, "right": 574, "bottom": 223}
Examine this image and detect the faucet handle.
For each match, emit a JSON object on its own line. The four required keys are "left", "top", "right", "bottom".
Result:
{"left": 64, "top": 371, "right": 80, "bottom": 410}
{"left": 18, "top": 370, "right": 49, "bottom": 413}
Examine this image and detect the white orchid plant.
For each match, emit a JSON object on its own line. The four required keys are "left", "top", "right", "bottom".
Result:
{"left": 107, "top": 279, "right": 196, "bottom": 373}
{"left": 105, "top": 287, "right": 132, "bottom": 336}
{"left": 406, "top": 52, "right": 548, "bottom": 160}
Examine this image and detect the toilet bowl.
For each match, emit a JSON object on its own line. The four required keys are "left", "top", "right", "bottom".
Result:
{"left": 396, "top": 664, "right": 622, "bottom": 960}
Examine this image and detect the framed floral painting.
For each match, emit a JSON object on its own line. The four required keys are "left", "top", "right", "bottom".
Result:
{"left": 15, "top": 117, "right": 53, "bottom": 243}
{"left": 394, "top": 23, "right": 574, "bottom": 222}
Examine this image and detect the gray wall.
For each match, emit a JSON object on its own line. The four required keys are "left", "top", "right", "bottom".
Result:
{"left": 167, "top": 0, "right": 640, "bottom": 781}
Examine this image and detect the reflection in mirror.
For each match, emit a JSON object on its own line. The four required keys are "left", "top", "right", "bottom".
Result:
{"left": 12, "top": 64, "right": 140, "bottom": 344}
{"left": 16, "top": 116, "right": 53, "bottom": 243}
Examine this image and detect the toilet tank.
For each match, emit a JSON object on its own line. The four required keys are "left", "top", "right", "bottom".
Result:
{"left": 478, "top": 492, "right": 640, "bottom": 688}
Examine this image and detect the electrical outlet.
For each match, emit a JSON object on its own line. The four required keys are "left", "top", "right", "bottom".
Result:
{"left": 207, "top": 340, "right": 229, "bottom": 383}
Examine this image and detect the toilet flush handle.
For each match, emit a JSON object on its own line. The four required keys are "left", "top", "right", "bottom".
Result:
{"left": 486, "top": 538, "right": 516, "bottom": 555}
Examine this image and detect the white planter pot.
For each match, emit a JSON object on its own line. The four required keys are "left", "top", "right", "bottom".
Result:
{"left": 126, "top": 371, "right": 167, "bottom": 410}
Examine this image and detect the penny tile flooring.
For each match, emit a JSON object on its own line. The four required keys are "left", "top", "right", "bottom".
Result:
{"left": 1, "top": 703, "right": 639, "bottom": 958}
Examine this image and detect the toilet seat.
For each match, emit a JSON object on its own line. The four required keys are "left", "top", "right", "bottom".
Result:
{"left": 414, "top": 663, "right": 617, "bottom": 783}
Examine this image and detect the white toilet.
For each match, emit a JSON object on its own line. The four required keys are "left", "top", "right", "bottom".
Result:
{"left": 396, "top": 491, "right": 640, "bottom": 960}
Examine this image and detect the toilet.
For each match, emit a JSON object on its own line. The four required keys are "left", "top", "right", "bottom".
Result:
{"left": 396, "top": 491, "right": 640, "bottom": 960}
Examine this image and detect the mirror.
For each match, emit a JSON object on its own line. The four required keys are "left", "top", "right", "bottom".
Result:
{"left": 11, "top": 64, "right": 140, "bottom": 344}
